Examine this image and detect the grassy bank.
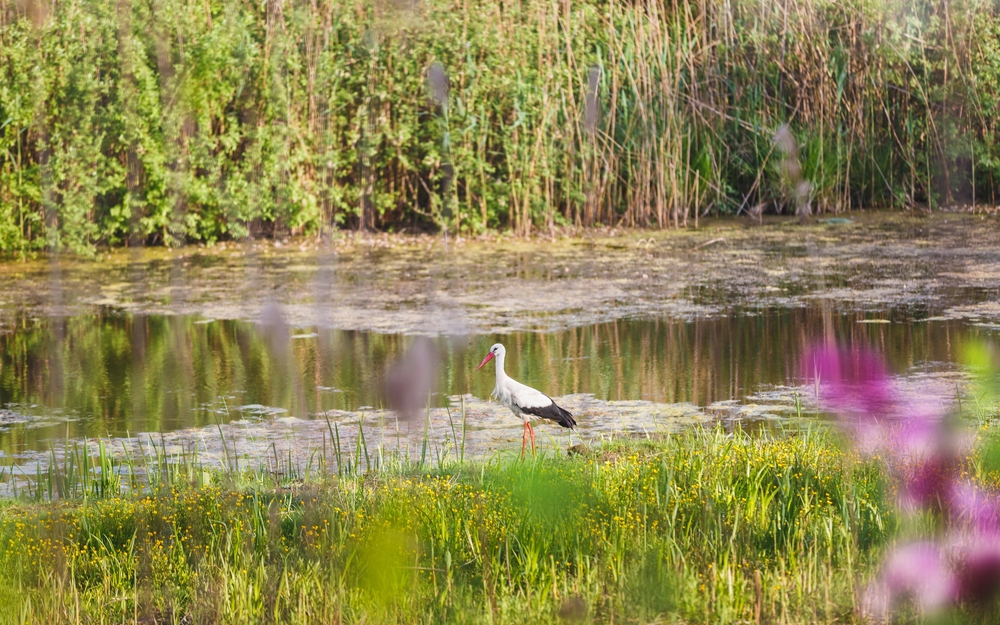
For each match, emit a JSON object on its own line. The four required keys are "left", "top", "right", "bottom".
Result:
{"left": 2, "top": 0, "right": 1000, "bottom": 252}
{"left": 0, "top": 428, "right": 904, "bottom": 623}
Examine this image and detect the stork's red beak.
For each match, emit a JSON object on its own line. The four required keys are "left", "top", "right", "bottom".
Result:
{"left": 477, "top": 351, "right": 495, "bottom": 370}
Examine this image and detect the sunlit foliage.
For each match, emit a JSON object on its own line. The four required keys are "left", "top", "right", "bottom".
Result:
{"left": 2, "top": 0, "right": 999, "bottom": 251}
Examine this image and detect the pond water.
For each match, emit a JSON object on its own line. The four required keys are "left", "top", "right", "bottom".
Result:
{"left": 0, "top": 305, "right": 986, "bottom": 464}
{"left": 2, "top": 214, "right": 1000, "bottom": 475}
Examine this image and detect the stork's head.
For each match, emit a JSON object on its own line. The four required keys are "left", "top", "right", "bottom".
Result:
{"left": 477, "top": 343, "right": 505, "bottom": 370}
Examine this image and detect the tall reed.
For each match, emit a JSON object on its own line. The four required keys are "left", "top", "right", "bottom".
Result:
{"left": 0, "top": 0, "right": 996, "bottom": 251}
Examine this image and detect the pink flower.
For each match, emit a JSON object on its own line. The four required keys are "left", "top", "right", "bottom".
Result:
{"left": 893, "top": 413, "right": 942, "bottom": 454}
{"left": 949, "top": 482, "right": 1000, "bottom": 536}
{"left": 863, "top": 542, "right": 956, "bottom": 619}
{"left": 899, "top": 453, "right": 956, "bottom": 513}
{"left": 804, "top": 345, "right": 895, "bottom": 423}
{"left": 954, "top": 534, "right": 1000, "bottom": 604}
{"left": 807, "top": 343, "right": 1000, "bottom": 616}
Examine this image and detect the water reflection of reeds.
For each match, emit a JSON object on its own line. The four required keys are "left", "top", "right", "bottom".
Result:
{"left": 0, "top": 307, "right": 978, "bottom": 454}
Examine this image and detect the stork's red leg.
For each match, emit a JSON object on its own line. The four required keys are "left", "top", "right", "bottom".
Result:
{"left": 521, "top": 422, "right": 528, "bottom": 459}
{"left": 528, "top": 422, "right": 536, "bottom": 456}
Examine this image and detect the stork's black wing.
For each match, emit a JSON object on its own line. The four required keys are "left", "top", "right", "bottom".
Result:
{"left": 519, "top": 399, "right": 576, "bottom": 428}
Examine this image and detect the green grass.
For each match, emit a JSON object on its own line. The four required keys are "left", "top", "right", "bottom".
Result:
{"left": 0, "top": 427, "right": 905, "bottom": 623}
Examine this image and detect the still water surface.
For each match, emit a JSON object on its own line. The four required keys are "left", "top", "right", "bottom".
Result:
{"left": 0, "top": 306, "right": 984, "bottom": 456}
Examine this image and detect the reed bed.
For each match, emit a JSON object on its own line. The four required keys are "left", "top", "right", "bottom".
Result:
{"left": 1, "top": 0, "right": 998, "bottom": 252}
{"left": 0, "top": 426, "right": 928, "bottom": 623}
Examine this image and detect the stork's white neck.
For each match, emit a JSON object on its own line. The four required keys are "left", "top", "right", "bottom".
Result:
{"left": 492, "top": 351, "right": 510, "bottom": 400}
{"left": 493, "top": 351, "right": 507, "bottom": 383}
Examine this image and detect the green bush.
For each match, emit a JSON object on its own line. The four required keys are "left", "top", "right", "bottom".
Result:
{"left": 1, "top": 0, "right": 998, "bottom": 252}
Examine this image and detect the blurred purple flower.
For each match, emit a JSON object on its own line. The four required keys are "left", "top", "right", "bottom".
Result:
{"left": 807, "top": 343, "right": 1000, "bottom": 616}
{"left": 890, "top": 417, "right": 965, "bottom": 515}
{"left": 955, "top": 537, "right": 1000, "bottom": 604}
{"left": 899, "top": 452, "right": 956, "bottom": 513}
{"left": 805, "top": 345, "right": 953, "bottom": 459}
{"left": 949, "top": 482, "right": 1000, "bottom": 536}
{"left": 804, "top": 345, "right": 895, "bottom": 423}
{"left": 863, "top": 542, "right": 956, "bottom": 619}
{"left": 893, "top": 416, "right": 941, "bottom": 457}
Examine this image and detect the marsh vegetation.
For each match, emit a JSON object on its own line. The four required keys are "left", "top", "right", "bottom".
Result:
{"left": 3, "top": 0, "right": 1000, "bottom": 252}
{"left": 5, "top": 0, "right": 1000, "bottom": 620}
{"left": 0, "top": 429, "right": 903, "bottom": 623}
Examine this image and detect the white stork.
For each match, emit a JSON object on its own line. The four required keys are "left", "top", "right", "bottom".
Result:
{"left": 477, "top": 343, "right": 576, "bottom": 457}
